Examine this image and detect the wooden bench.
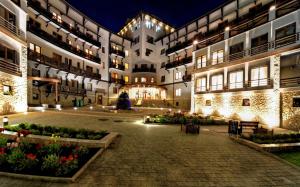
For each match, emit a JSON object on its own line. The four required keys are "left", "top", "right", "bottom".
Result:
{"left": 239, "top": 121, "right": 259, "bottom": 134}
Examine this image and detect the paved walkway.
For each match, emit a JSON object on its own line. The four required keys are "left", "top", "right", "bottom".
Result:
{"left": 1, "top": 109, "right": 300, "bottom": 186}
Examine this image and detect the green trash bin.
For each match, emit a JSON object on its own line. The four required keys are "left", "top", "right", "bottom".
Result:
{"left": 80, "top": 99, "right": 84, "bottom": 107}
{"left": 76, "top": 99, "right": 80, "bottom": 107}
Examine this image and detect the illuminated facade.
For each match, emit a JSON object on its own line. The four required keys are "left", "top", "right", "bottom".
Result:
{"left": 0, "top": 0, "right": 27, "bottom": 114}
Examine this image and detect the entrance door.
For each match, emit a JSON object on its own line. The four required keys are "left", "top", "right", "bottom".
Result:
{"left": 97, "top": 95, "right": 103, "bottom": 105}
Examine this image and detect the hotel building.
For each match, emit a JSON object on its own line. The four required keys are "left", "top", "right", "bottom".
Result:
{"left": 0, "top": 0, "right": 299, "bottom": 129}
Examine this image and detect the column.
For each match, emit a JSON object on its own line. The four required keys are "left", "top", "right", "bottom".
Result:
{"left": 270, "top": 55, "right": 281, "bottom": 128}
{"left": 190, "top": 74, "right": 195, "bottom": 113}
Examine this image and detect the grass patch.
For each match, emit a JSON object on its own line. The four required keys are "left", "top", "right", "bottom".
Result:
{"left": 275, "top": 151, "right": 300, "bottom": 167}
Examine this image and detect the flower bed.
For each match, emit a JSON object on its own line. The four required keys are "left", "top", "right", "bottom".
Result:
{"left": 242, "top": 133, "right": 300, "bottom": 144}
{"left": 0, "top": 137, "right": 99, "bottom": 177}
{"left": 5, "top": 123, "right": 107, "bottom": 140}
{"left": 146, "top": 113, "right": 228, "bottom": 125}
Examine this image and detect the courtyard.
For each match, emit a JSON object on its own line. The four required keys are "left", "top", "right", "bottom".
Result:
{"left": 1, "top": 108, "right": 300, "bottom": 186}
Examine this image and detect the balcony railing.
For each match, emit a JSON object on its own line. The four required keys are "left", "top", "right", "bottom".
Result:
{"left": 182, "top": 74, "right": 192, "bottom": 82}
{"left": 28, "top": 50, "right": 101, "bottom": 81}
{"left": 109, "top": 77, "right": 125, "bottom": 84}
{"left": 109, "top": 62, "right": 125, "bottom": 71}
{"left": 195, "top": 32, "right": 300, "bottom": 70}
{"left": 0, "top": 16, "right": 25, "bottom": 40}
{"left": 132, "top": 67, "right": 156, "bottom": 73}
{"left": 27, "top": 0, "right": 101, "bottom": 47}
{"left": 110, "top": 47, "right": 125, "bottom": 58}
{"left": 59, "top": 86, "right": 87, "bottom": 96}
{"left": 165, "top": 56, "right": 193, "bottom": 69}
{"left": 28, "top": 24, "right": 101, "bottom": 63}
{"left": 0, "top": 59, "right": 21, "bottom": 76}
{"left": 166, "top": 39, "right": 193, "bottom": 55}
{"left": 281, "top": 77, "right": 300, "bottom": 88}
{"left": 195, "top": 78, "right": 273, "bottom": 94}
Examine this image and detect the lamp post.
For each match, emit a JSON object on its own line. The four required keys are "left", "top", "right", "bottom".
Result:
{"left": 2, "top": 116, "right": 8, "bottom": 128}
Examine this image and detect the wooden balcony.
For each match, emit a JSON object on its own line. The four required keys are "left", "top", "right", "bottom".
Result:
{"left": 110, "top": 47, "right": 125, "bottom": 58}
{"left": 132, "top": 67, "right": 156, "bottom": 73}
{"left": 165, "top": 56, "right": 193, "bottom": 69}
{"left": 0, "top": 16, "right": 25, "bottom": 41}
{"left": 109, "top": 62, "right": 125, "bottom": 71}
{"left": 0, "top": 59, "right": 21, "bottom": 76}
{"left": 281, "top": 77, "right": 300, "bottom": 88}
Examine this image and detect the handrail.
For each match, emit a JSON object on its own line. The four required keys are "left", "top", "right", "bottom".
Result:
{"left": 0, "top": 16, "right": 25, "bottom": 40}
{"left": 0, "top": 59, "right": 21, "bottom": 76}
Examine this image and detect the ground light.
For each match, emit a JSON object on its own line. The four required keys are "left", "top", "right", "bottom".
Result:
{"left": 2, "top": 116, "right": 8, "bottom": 127}
{"left": 144, "top": 116, "right": 150, "bottom": 123}
{"left": 89, "top": 106, "right": 93, "bottom": 110}
{"left": 73, "top": 107, "right": 78, "bottom": 110}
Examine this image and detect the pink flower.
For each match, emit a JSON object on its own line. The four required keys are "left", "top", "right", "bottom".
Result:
{"left": 26, "top": 153, "right": 37, "bottom": 160}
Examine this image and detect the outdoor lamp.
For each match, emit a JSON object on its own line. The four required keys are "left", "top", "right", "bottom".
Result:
{"left": 144, "top": 116, "right": 150, "bottom": 124}
{"left": 2, "top": 116, "right": 8, "bottom": 127}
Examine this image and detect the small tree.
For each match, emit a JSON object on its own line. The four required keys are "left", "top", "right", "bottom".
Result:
{"left": 116, "top": 92, "right": 131, "bottom": 110}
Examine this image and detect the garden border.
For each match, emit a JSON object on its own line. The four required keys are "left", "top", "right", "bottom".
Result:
{"left": 0, "top": 132, "right": 119, "bottom": 148}
{"left": 230, "top": 136, "right": 300, "bottom": 172}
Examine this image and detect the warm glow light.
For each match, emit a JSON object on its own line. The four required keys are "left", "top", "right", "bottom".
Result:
{"left": 193, "top": 40, "right": 199, "bottom": 45}
{"left": 225, "top": 26, "right": 230, "bottom": 31}
{"left": 23, "top": 112, "right": 28, "bottom": 115}
{"left": 74, "top": 107, "right": 78, "bottom": 110}
{"left": 89, "top": 106, "right": 93, "bottom": 110}
{"left": 269, "top": 5, "right": 276, "bottom": 11}
{"left": 41, "top": 109, "right": 45, "bottom": 112}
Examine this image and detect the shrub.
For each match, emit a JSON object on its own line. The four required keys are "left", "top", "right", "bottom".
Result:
{"left": 73, "top": 146, "right": 89, "bottom": 159}
{"left": 0, "top": 138, "right": 7, "bottom": 148}
{"left": 29, "top": 123, "right": 38, "bottom": 130}
{"left": 19, "top": 141, "right": 34, "bottom": 153}
{"left": 46, "top": 143, "right": 61, "bottom": 155}
{"left": 7, "top": 148, "right": 26, "bottom": 172}
{"left": 75, "top": 133, "right": 86, "bottom": 139}
{"left": 58, "top": 159, "right": 78, "bottom": 176}
{"left": 0, "top": 153, "right": 6, "bottom": 165}
{"left": 41, "top": 154, "right": 60, "bottom": 175}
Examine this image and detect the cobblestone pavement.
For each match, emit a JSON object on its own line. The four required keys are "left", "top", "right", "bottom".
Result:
{"left": 1, "top": 109, "right": 300, "bottom": 187}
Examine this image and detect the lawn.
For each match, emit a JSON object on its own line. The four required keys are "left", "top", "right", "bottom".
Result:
{"left": 275, "top": 152, "right": 300, "bottom": 167}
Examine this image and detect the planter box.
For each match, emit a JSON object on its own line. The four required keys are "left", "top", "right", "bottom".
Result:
{"left": 0, "top": 131, "right": 119, "bottom": 148}
{"left": 230, "top": 136, "right": 300, "bottom": 152}
{"left": 0, "top": 148, "right": 104, "bottom": 183}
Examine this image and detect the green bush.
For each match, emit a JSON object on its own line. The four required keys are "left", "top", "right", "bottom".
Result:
{"left": 58, "top": 160, "right": 78, "bottom": 176}
{"left": 46, "top": 143, "right": 61, "bottom": 155}
{"left": 0, "top": 154, "right": 6, "bottom": 165}
{"left": 19, "top": 141, "right": 34, "bottom": 153}
{"left": 75, "top": 133, "right": 86, "bottom": 139}
{"left": 41, "top": 154, "right": 60, "bottom": 175}
{"left": 0, "top": 138, "right": 7, "bottom": 148}
{"left": 7, "top": 148, "right": 26, "bottom": 172}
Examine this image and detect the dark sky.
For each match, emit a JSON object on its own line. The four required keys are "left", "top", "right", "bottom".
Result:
{"left": 66, "top": 0, "right": 228, "bottom": 33}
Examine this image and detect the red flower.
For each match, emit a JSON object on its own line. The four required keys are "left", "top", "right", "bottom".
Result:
{"left": 26, "top": 153, "right": 37, "bottom": 160}
{"left": 0, "top": 147, "right": 5, "bottom": 154}
{"left": 67, "top": 155, "right": 74, "bottom": 161}
{"left": 60, "top": 156, "right": 68, "bottom": 163}
{"left": 18, "top": 130, "right": 31, "bottom": 137}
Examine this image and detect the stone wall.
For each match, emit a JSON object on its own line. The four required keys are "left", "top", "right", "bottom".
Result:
{"left": 281, "top": 90, "right": 300, "bottom": 130}
{"left": 195, "top": 89, "right": 280, "bottom": 128}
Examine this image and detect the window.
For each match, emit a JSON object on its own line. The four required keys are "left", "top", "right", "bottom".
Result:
{"left": 252, "top": 34, "right": 268, "bottom": 48}
{"left": 29, "top": 43, "right": 41, "bottom": 54}
{"left": 135, "top": 77, "right": 139, "bottom": 83}
{"left": 102, "top": 47, "right": 105, "bottom": 53}
{"left": 135, "top": 49, "right": 140, "bottom": 56}
{"left": 251, "top": 66, "right": 268, "bottom": 87}
{"left": 230, "top": 43, "right": 244, "bottom": 54}
{"left": 197, "top": 55, "right": 207, "bottom": 69}
{"left": 86, "top": 83, "right": 92, "bottom": 91}
{"left": 211, "top": 74, "right": 223, "bottom": 91}
{"left": 175, "top": 72, "right": 182, "bottom": 80}
{"left": 175, "top": 89, "right": 182, "bottom": 96}
{"left": 293, "top": 97, "right": 300, "bottom": 107}
{"left": 124, "top": 76, "right": 129, "bottom": 83}
{"left": 151, "top": 77, "right": 154, "bottom": 83}
{"left": 275, "top": 23, "right": 296, "bottom": 40}
{"left": 125, "top": 50, "right": 129, "bottom": 56}
{"left": 66, "top": 39, "right": 72, "bottom": 46}
{"left": 196, "top": 77, "right": 206, "bottom": 92}
{"left": 141, "top": 77, "right": 147, "bottom": 83}
{"left": 124, "top": 63, "right": 129, "bottom": 69}
{"left": 212, "top": 50, "right": 224, "bottom": 65}
{"left": 161, "top": 62, "right": 166, "bottom": 68}
{"left": 160, "top": 49, "right": 165, "bottom": 55}
{"left": 113, "top": 87, "right": 118, "bottom": 94}
{"left": 57, "top": 15, "right": 62, "bottom": 23}
{"left": 229, "top": 71, "right": 244, "bottom": 89}
{"left": 133, "top": 36, "right": 140, "bottom": 45}
{"left": 3, "top": 85, "right": 12, "bottom": 95}
{"left": 147, "top": 35, "right": 154, "bottom": 44}
{"left": 145, "top": 48, "right": 153, "bottom": 56}
{"left": 161, "top": 76, "right": 165, "bottom": 82}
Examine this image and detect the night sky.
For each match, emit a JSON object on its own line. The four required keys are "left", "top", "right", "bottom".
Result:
{"left": 66, "top": 0, "right": 228, "bottom": 33}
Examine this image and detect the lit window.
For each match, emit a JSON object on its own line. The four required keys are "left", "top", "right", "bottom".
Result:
{"left": 85, "top": 49, "right": 89, "bottom": 54}
{"left": 57, "top": 15, "right": 62, "bottom": 23}
{"left": 196, "top": 77, "right": 206, "bottom": 92}
{"left": 197, "top": 55, "right": 206, "bottom": 69}
{"left": 76, "top": 45, "right": 80, "bottom": 51}
{"left": 151, "top": 77, "right": 154, "bottom": 83}
{"left": 251, "top": 66, "right": 268, "bottom": 87}
{"left": 52, "top": 12, "right": 57, "bottom": 19}
{"left": 3, "top": 85, "right": 12, "bottom": 95}
{"left": 175, "top": 72, "right": 182, "bottom": 80}
{"left": 124, "top": 76, "right": 129, "bottom": 83}
{"left": 125, "top": 50, "right": 129, "bottom": 56}
{"left": 135, "top": 77, "right": 139, "bottom": 83}
{"left": 89, "top": 50, "right": 92, "bottom": 55}
{"left": 156, "top": 25, "right": 161, "bottom": 32}
{"left": 229, "top": 71, "right": 244, "bottom": 89}
{"left": 125, "top": 63, "right": 129, "bottom": 69}
{"left": 211, "top": 74, "right": 223, "bottom": 91}
{"left": 141, "top": 77, "right": 147, "bottom": 83}
{"left": 212, "top": 50, "right": 224, "bottom": 65}
{"left": 29, "top": 43, "right": 35, "bottom": 51}
{"left": 175, "top": 88, "right": 181, "bottom": 96}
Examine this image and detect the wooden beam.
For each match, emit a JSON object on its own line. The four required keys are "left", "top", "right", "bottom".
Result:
{"left": 27, "top": 76, "right": 60, "bottom": 83}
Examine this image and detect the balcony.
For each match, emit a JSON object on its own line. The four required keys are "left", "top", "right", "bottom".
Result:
{"left": 28, "top": 24, "right": 101, "bottom": 64}
{"left": 109, "top": 62, "right": 125, "bottom": 71}
{"left": 27, "top": 0, "right": 101, "bottom": 47}
{"left": 165, "top": 56, "right": 193, "bottom": 69}
{"left": 109, "top": 77, "right": 125, "bottom": 84}
{"left": 28, "top": 50, "right": 102, "bottom": 81}
{"left": 166, "top": 39, "right": 193, "bottom": 55}
{"left": 0, "top": 59, "right": 21, "bottom": 76}
{"left": 0, "top": 16, "right": 25, "bottom": 41}
{"left": 110, "top": 47, "right": 125, "bottom": 58}
{"left": 281, "top": 77, "right": 300, "bottom": 88}
{"left": 195, "top": 32, "right": 300, "bottom": 70}
{"left": 195, "top": 78, "right": 273, "bottom": 94}
{"left": 132, "top": 67, "right": 156, "bottom": 73}
{"left": 182, "top": 74, "right": 192, "bottom": 82}
{"left": 59, "top": 86, "right": 87, "bottom": 96}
